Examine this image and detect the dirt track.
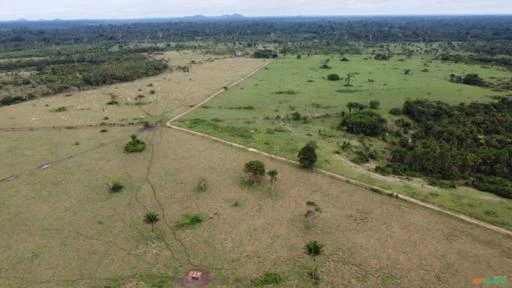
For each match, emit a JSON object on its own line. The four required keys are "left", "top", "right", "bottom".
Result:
{"left": 165, "top": 62, "right": 512, "bottom": 239}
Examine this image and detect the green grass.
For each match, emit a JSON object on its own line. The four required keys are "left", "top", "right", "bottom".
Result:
{"left": 178, "top": 54, "right": 512, "bottom": 229}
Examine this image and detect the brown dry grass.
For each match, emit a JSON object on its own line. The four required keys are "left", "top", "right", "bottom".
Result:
{"left": 0, "top": 127, "right": 510, "bottom": 288}
{"left": 0, "top": 52, "right": 510, "bottom": 288}
{"left": 0, "top": 52, "right": 264, "bottom": 128}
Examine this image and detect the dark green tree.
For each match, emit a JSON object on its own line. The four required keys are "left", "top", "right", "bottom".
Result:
{"left": 298, "top": 142, "right": 318, "bottom": 169}
{"left": 244, "top": 160, "right": 266, "bottom": 184}
{"left": 124, "top": 135, "right": 146, "bottom": 153}
{"left": 340, "top": 110, "right": 387, "bottom": 136}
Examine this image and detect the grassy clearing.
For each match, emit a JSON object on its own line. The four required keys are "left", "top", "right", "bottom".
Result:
{"left": 0, "top": 53, "right": 265, "bottom": 129}
{"left": 0, "top": 129, "right": 510, "bottom": 288}
{"left": 0, "top": 127, "right": 134, "bottom": 179}
{"left": 178, "top": 54, "right": 512, "bottom": 229}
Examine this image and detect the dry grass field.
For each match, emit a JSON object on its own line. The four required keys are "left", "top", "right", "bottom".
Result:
{"left": 0, "top": 52, "right": 511, "bottom": 288}
{"left": 0, "top": 128, "right": 511, "bottom": 288}
{"left": 0, "top": 52, "right": 265, "bottom": 129}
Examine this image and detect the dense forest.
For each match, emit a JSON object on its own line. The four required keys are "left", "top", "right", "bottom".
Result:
{"left": 0, "top": 47, "right": 168, "bottom": 105}
{"left": 1, "top": 16, "right": 512, "bottom": 55}
{"left": 376, "top": 98, "right": 512, "bottom": 199}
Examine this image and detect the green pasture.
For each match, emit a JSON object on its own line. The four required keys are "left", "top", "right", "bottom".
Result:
{"left": 178, "top": 54, "right": 512, "bottom": 229}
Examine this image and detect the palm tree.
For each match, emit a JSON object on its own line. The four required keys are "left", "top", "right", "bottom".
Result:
{"left": 267, "top": 169, "right": 278, "bottom": 192}
{"left": 144, "top": 211, "right": 160, "bottom": 232}
{"left": 304, "top": 240, "right": 324, "bottom": 281}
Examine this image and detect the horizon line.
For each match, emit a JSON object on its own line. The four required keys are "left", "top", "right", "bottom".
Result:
{"left": 2, "top": 13, "right": 512, "bottom": 22}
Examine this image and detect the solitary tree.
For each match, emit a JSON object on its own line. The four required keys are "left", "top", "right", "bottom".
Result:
{"left": 345, "top": 73, "right": 353, "bottom": 86}
{"left": 304, "top": 240, "right": 324, "bottom": 281}
{"left": 144, "top": 211, "right": 160, "bottom": 232}
{"left": 244, "top": 160, "right": 266, "bottom": 185}
{"left": 268, "top": 169, "right": 278, "bottom": 192}
{"left": 298, "top": 142, "right": 317, "bottom": 169}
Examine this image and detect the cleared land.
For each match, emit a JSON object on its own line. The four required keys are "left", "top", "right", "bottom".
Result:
{"left": 0, "top": 128, "right": 511, "bottom": 288}
{"left": 1, "top": 53, "right": 511, "bottom": 288}
{"left": 0, "top": 52, "right": 265, "bottom": 129}
{"left": 177, "top": 55, "right": 512, "bottom": 229}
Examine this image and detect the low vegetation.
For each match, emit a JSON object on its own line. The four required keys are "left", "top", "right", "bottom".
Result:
{"left": 124, "top": 135, "right": 146, "bottom": 153}
{"left": 175, "top": 212, "right": 204, "bottom": 229}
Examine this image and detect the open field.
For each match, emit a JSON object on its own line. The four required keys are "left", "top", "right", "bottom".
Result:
{"left": 1, "top": 128, "right": 511, "bottom": 288}
{"left": 1, "top": 52, "right": 511, "bottom": 288}
{"left": 0, "top": 51, "right": 266, "bottom": 129}
{"left": 177, "top": 55, "right": 512, "bottom": 229}
{"left": 0, "top": 127, "right": 134, "bottom": 180}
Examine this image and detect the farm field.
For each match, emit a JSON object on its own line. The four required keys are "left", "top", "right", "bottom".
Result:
{"left": 177, "top": 55, "right": 512, "bottom": 229}
{"left": 1, "top": 127, "right": 511, "bottom": 288}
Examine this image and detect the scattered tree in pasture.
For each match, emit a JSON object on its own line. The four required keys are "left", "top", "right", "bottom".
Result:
{"left": 268, "top": 169, "right": 278, "bottom": 192}
{"left": 244, "top": 160, "right": 266, "bottom": 185}
{"left": 327, "top": 73, "right": 341, "bottom": 81}
{"left": 298, "top": 142, "right": 318, "bottom": 169}
{"left": 124, "top": 135, "right": 146, "bottom": 153}
{"left": 304, "top": 240, "right": 324, "bottom": 281}
{"left": 344, "top": 73, "right": 353, "bottom": 86}
{"left": 144, "top": 211, "right": 160, "bottom": 232}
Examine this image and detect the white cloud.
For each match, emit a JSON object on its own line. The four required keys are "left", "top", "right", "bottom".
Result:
{"left": 0, "top": 0, "right": 511, "bottom": 20}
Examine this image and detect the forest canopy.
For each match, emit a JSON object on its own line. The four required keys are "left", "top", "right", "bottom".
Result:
{"left": 378, "top": 97, "right": 512, "bottom": 199}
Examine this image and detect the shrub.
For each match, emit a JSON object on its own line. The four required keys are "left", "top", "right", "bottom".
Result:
{"left": 351, "top": 151, "right": 370, "bottom": 164}
{"left": 474, "top": 176, "right": 512, "bottom": 199}
{"left": 109, "top": 180, "right": 124, "bottom": 192}
{"left": 51, "top": 106, "right": 68, "bottom": 112}
{"left": 298, "top": 142, "right": 317, "bottom": 169}
{"left": 340, "top": 110, "right": 387, "bottom": 136}
{"left": 195, "top": 177, "right": 208, "bottom": 193}
{"left": 0, "top": 96, "right": 25, "bottom": 106}
{"left": 175, "top": 212, "right": 204, "bottom": 229}
{"left": 124, "top": 135, "right": 146, "bottom": 153}
{"left": 389, "top": 107, "right": 403, "bottom": 115}
{"left": 462, "top": 73, "right": 486, "bottom": 87}
{"left": 253, "top": 49, "right": 278, "bottom": 59}
{"left": 251, "top": 273, "right": 285, "bottom": 286}
{"left": 374, "top": 53, "right": 392, "bottom": 60}
{"left": 369, "top": 100, "right": 380, "bottom": 110}
{"left": 327, "top": 74, "right": 341, "bottom": 81}
{"left": 150, "top": 89, "right": 156, "bottom": 95}
{"left": 244, "top": 160, "right": 266, "bottom": 184}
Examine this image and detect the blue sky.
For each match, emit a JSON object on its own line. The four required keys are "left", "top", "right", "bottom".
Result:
{"left": 1, "top": 0, "right": 511, "bottom": 20}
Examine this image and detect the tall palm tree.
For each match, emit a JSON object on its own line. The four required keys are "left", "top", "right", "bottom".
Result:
{"left": 304, "top": 240, "right": 324, "bottom": 281}
{"left": 144, "top": 211, "right": 160, "bottom": 232}
{"left": 267, "top": 169, "right": 278, "bottom": 192}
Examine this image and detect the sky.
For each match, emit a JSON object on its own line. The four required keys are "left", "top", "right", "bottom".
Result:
{"left": 0, "top": 0, "right": 511, "bottom": 21}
